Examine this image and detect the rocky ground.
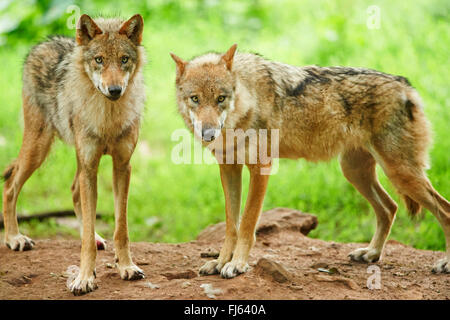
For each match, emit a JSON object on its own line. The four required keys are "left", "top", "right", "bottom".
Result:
{"left": 0, "top": 208, "right": 449, "bottom": 300}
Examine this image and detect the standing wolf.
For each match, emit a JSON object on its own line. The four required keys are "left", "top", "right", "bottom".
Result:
{"left": 2, "top": 14, "right": 146, "bottom": 294}
{"left": 171, "top": 44, "right": 450, "bottom": 278}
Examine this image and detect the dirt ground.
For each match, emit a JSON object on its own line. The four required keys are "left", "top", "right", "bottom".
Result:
{"left": 0, "top": 208, "right": 449, "bottom": 300}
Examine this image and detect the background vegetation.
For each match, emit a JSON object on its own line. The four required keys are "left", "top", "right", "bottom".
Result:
{"left": 0, "top": 0, "right": 448, "bottom": 250}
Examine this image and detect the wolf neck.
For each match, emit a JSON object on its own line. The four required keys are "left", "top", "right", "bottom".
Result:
{"left": 223, "top": 54, "right": 271, "bottom": 132}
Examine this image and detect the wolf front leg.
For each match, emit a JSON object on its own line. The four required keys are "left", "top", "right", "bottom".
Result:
{"left": 221, "top": 163, "right": 271, "bottom": 279}
{"left": 69, "top": 143, "right": 102, "bottom": 295}
{"left": 200, "top": 163, "right": 243, "bottom": 275}
{"left": 111, "top": 136, "right": 145, "bottom": 281}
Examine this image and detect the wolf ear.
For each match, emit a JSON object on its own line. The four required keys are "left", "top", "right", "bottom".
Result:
{"left": 76, "top": 14, "right": 102, "bottom": 45}
{"left": 119, "top": 14, "right": 144, "bottom": 45}
{"left": 220, "top": 44, "right": 238, "bottom": 71}
{"left": 170, "top": 53, "right": 187, "bottom": 80}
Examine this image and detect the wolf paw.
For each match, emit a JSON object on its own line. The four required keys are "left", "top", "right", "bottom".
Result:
{"left": 68, "top": 273, "right": 97, "bottom": 296}
{"left": 432, "top": 257, "right": 450, "bottom": 274}
{"left": 5, "top": 234, "right": 35, "bottom": 251}
{"left": 221, "top": 261, "right": 250, "bottom": 279}
{"left": 117, "top": 264, "right": 145, "bottom": 280}
{"left": 349, "top": 247, "right": 381, "bottom": 263}
{"left": 199, "top": 259, "right": 223, "bottom": 275}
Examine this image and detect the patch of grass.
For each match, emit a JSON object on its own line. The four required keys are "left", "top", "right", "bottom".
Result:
{"left": 0, "top": 0, "right": 448, "bottom": 250}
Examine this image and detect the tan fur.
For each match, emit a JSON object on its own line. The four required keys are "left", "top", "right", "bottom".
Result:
{"left": 172, "top": 45, "right": 450, "bottom": 277}
{"left": 2, "top": 14, "right": 147, "bottom": 295}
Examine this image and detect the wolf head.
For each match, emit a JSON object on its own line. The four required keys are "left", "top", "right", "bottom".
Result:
{"left": 171, "top": 44, "right": 238, "bottom": 142}
{"left": 76, "top": 14, "right": 144, "bottom": 101}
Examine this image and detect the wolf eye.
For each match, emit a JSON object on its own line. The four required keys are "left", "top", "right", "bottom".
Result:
{"left": 121, "top": 56, "right": 129, "bottom": 64}
{"left": 217, "top": 95, "right": 226, "bottom": 103}
{"left": 191, "top": 96, "right": 199, "bottom": 103}
{"left": 95, "top": 56, "right": 103, "bottom": 64}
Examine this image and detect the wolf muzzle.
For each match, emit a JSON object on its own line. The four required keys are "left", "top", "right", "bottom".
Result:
{"left": 202, "top": 126, "right": 219, "bottom": 142}
{"left": 108, "top": 85, "right": 122, "bottom": 100}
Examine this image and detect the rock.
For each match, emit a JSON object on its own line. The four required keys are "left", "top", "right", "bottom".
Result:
{"left": 162, "top": 269, "right": 197, "bottom": 280}
{"left": 329, "top": 242, "right": 341, "bottom": 249}
{"left": 143, "top": 281, "right": 160, "bottom": 289}
{"left": 314, "top": 275, "right": 359, "bottom": 290}
{"left": 289, "top": 284, "right": 303, "bottom": 291}
{"left": 317, "top": 267, "right": 340, "bottom": 275}
{"left": 310, "top": 262, "right": 328, "bottom": 269}
{"left": 200, "top": 249, "right": 220, "bottom": 258}
{"left": 402, "top": 290, "right": 423, "bottom": 299}
{"left": 4, "top": 274, "right": 36, "bottom": 287}
{"left": 200, "top": 283, "right": 223, "bottom": 299}
{"left": 255, "top": 258, "right": 293, "bottom": 283}
{"left": 256, "top": 208, "right": 318, "bottom": 236}
{"left": 181, "top": 281, "right": 191, "bottom": 289}
{"left": 197, "top": 207, "right": 318, "bottom": 242}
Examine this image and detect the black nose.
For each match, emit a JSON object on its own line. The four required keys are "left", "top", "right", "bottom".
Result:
{"left": 108, "top": 85, "right": 122, "bottom": 98}
{"left": 202, "top": 128, "right": 216, "bottom": 142}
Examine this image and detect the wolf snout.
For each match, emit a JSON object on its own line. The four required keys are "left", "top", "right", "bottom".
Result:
{"left": 202, "top": 127, "right": 218, "bottom": 142}
{"left": 108, "top": 85, "right": 122, "bottom": 100}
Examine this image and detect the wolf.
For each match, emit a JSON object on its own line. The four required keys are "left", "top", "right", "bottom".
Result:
{"left": 170, "top": 44, "right": 450, "bottom": 279}
{"left": 2, "top": 14, "right": 147, "bottom": 295}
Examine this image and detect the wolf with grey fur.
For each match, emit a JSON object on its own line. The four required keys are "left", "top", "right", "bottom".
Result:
{"left": 171, "top": 44, "right": 450, "bottom": 279}
{"left": 2, "top": 14, "right": 146, "bottom": 295}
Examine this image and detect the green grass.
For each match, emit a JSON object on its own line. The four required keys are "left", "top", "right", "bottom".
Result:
{"left": 0, "top": 0, "right": 448, "bottom": 250}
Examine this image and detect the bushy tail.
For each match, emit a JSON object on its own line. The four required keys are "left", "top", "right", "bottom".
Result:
{"left": 401, "top": 194, "right": 422, "bottom": 218}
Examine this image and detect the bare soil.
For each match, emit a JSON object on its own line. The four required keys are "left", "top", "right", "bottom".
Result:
{"left": 0, "top": 208, "right": 449, "bottom": 300}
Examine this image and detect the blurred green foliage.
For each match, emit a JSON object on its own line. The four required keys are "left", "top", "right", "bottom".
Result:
{"left": 0, "top": 0, "right": 448, "bottom": 251}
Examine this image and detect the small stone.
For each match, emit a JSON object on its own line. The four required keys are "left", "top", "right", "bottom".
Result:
{"left": 317, "top": 267, "right": 340, "bottom": 275}
{"left": 200, "top": 250, "right": 220, "bottom": 258}
{"left": 289, "top": 284, "right": 303, "bottom": 291}
{"left": 162, "top": 269, "right": 197, "bottom": 280}
{"left": 200, "top": 283, "right": 223, "bottom": 299}
{"left": 255, "top": 258, "right": 293, "bottom": 283}
{"left": 311, "top": 262, "right": 328, "bottom": 269}
{"left": 144, "top": 281, "right": 160, "bottom": 289}
{"left": 314, "top": 274, "right": 358, "bottom": 290}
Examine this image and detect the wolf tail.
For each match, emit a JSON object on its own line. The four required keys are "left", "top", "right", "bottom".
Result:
{"left": 401, "top": 194, "right": 422, "bottom": 218}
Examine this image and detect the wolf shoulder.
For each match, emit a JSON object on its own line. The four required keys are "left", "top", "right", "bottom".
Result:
{"left": 22, "top": 36, "right": 76, "bottom": 103}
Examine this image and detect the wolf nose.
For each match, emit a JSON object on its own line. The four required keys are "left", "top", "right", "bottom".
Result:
{"left": 202, "top": 128, "right": 216, "bottom": 142}
{"left": 108, "top": 85, "right": 122, "bottom": 98}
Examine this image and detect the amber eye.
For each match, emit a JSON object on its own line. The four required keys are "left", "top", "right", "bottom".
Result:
{"left": 121, "top": 56, "right": 129, "bottom": 64}
{"left": 95, "top": 56, "right": 103, "bottom": 64}
{"left": 217, "top": 95, "right": 226, "bottom": 103}
{"left": 191, "top": 96, "right": 199, "bottom": 103}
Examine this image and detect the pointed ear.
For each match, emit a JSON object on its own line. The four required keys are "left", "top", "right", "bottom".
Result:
{"left": 119, "top": 14, "right": 144, "bottom": 45}
{"left": 170, "top": 53, "right": 187, "bottom": 80}
{"left": 76, "top": 14, "right": 102, "bottom": 45}
{"left": 220, "top": 44, "right": 237, "bottom": 70}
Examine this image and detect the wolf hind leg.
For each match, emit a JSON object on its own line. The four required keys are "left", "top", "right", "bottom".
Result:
{"left": 374, "top": 146, "right": 450, "bottom": 273}
{"left": 71, "top": 167, "right": 107, "bottom": 250}
{"left": 340, "top": 148, "right": 398, "bottom": 263}
{"left": 2, "top": 96, "right": 54, "bottom": 251}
